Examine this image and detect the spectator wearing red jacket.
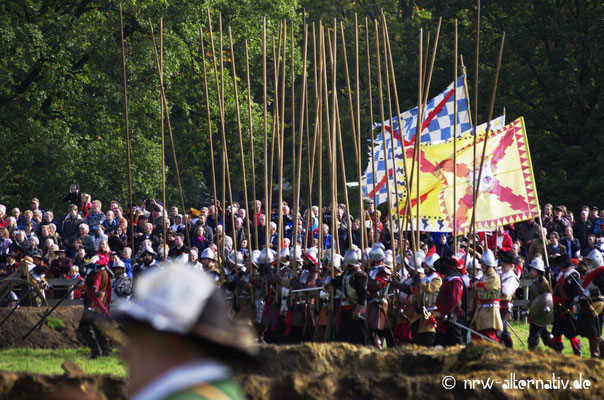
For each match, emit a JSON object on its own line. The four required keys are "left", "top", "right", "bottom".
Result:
{"left": 487, "top": 226, "right": 513, "bottom": 253}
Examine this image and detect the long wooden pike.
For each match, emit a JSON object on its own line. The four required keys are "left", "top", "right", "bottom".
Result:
{"left": 471, "top": 0, "right": 481, "bottom": 256}
{"left": 335, "top": 98, "right": 353, "bottom": 250}
{"left": 366, "top": 18, "right": 378, "bottom": 245}
{"left": 354, "top": 14, "right": 367, "bottom": 254}
{"left": 382, "top": 16, "right": 416, "bottom": 256}
{"left": 331, "top": 20, "right": 339, "bottom": 264}
{"left": 381, "top": 19, "right": 403, "bottom": 260}
{"left": 339, "top": 20, "right": 363, "bottom": 252}
{"left": 317, "top": 22, "right": 324, "bottom": 260}
{"left": 199, "top": 27, "right": 218, "bottom": 242}
{"left": 294, "top": 23, "right": 309, "bottom": 252}
{"left": 374, "top": 19, "right": 396, "bottom": 254}
{"left": 291, "top": 24, "right": 297, "bottom": 240}
{"left": 413, "top": 28, "right": 423, "bottom": 256}
{"left": 228, "top": 26, "right": 252, "bottom": 259}
{"left": 276, "top": 20, "right": 287, "bottom": 273}
{"left": 118, "top": 5, "right": 134, "bottom": 249}
{"left": 468, "top": 33, "right": 506, "bottom": 247}
{"left": 149, "top": 20, "right": 192, "bottom": 258}
{"left": 243, "top": 40, "right": 258, "bottom": 250}
{"left": 160, "top": 19, "right": 167, "bottom": 262}
{"left": 263, "top": 18, "right": 270, "bottom": 252}
{"left": 453, "top": 19, "right": 458, "bottom": 251}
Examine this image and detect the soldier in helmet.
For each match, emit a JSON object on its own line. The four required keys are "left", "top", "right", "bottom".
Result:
{"left": 326, "top": 249, "right": 369, "bottom": 344}
{"left": 526, "top": 256, "right": 554, "bottom": 351}
{"left": 133, "top": 246, "right": 160, "bottom": 278}
{"left": 410, "top": 253, "right": 442, "bottom": 347}
{"left": 200, "top": 247, "right": 222, "bottom": 284}
{"left": 223, "top": 251, "right": 247, "bottom": 312}
{"left": 116, "top": 263, "right": 254, "bottom": 400}
{"left": 577, "top": 249, "right": 604, "bottom": 358}
{"left": 80, "top": 256, "right": 112, "bottom": 359}
{"left": 470, "top": 249, "right": 503, "bottom": 343}
{"left": 433, "top": 257, "right": 465, "bottom": 346}
{"left": 366, "top": 244, "right": 392, "bottom": 348}
{"left": 284, "top": 248, "right": 319, "bottom": 343}
{"left": 314, "top": 248, "right": 342, "bottom": 342}
{"left": 551, "top": 254, "right": 583, "bottom": 355}
{"left": 498, "top": 250, "right": 520, "bottom": 348}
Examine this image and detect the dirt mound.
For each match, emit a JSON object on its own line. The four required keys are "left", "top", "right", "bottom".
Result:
{"left": 0, "top": 306, "right": 84, "bottom": 349}
{"left": 1, "top": 340, "right": 603, "bottom": 399}
{"left": 0, "top": 371, "right": 125, "bottom": 400}
{"left": 238, "top": 342, "right": 604, "bottom": 399}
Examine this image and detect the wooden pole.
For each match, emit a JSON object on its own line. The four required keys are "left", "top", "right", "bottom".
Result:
{"left": 382, "top": 16, "right": 416, "bottom": 256}
{"left": 199, "top": 27, "right": 219, "bottom": 251}
{"left": 294, "top": 24, "right": 309, "bottom": 252}
{"left": 381, "top": 20, "right": 403, "bottom": 259}
{"left": 160, "top": 19, "right": 167, "bottom": 263}
{"left": 263, "top": 18, "right": 270, "bottom": 251}
{"left": 149, "top": 20, "right": 192, "bottom": 258}
{"left": 291, "top": 24, "right": 296, "bottom": 240}
{"left": 414, "top": 28, "right": 423, "bottom": 257}
{"left": 468, "top": 33, "right": 505, "bottom": 243}
{"left": 277, "top": 20, "right": 287, "bottom": 272}
{"left": 244, "top": 40, "right": 259, "bottom": 250}
{"left": 118, "top": 5, "right": 134, "bottom": 250}
{"left": 374, "top": 19, "right": 396, "bottom": 253}
{"left": 354, "top": 14, "right": 367, "bottom": 254}
{"left": 228, "top": 27, "right": 253, "bottom": 259}
{"left": 366, "top": 18, "right": 378, "bottom": 245}
{"left": 317, "top": 22, "right": 324, "bottom": 259}
{"left": 453, "top": 19, "right": 458, "bottom": 251}
{"left": 335, "top": 99, "right": 354, "bottom": 250}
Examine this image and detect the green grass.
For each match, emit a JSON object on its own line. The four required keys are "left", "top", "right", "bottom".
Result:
{"left": 0, "top": 348, "right": 127, "bottom": 376}
{"left": 509, "top": 321, "right": 592, "bottom": 358}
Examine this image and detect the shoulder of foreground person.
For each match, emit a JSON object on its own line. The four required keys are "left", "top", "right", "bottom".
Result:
{"left": 164, "top": 378, "right": 246, "bottom": 400}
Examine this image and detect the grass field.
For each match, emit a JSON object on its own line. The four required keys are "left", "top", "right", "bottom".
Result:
{"left": 0, "top": 348, "right": 127, "bottom": 376}
{"left": 0, "top": 323, "right": 595, "bottom": 376}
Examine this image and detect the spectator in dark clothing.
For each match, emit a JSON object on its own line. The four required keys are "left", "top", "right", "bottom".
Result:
{"left": 573, "top": 210, "right": 594, "bottom": 249}
{"left": 435, "top": 234, "right": 453, "bottom": 258}
{"left": 134, "top": 222, "right": 160, "bottom": 252}
{"left": 50, "top": 249, "right": 73, "bottom": 278}
{"left": 562, "top": 227, "right": 581, "bottom": 258}
{"left": 191, "top": 225, "right": 211, "bottom": 254}
{"left": 63, "top": 183, "right": 83, "bottom": 209}
{"left": 582, "top": 234, "right": 598, "bottom": 257}
{"left": 545, "top": 206, "right": 570, "bottom": 237}
{"left": 168, "top": 233, "right": 188, "bottom": 259}
{"left": 108, "top": 226, "right": 128, "bottom": 253}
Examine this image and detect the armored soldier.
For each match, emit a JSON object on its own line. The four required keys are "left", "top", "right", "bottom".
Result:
{"left": 526, "top": 257, "right": 554, "bottom": 350}
{"left": 498, "top": 250, "right": 520, "bottom": 348}
{"left": 110, "top": 259, "right": 132, "bottom": 307}
{"left": 577, "top": 249, "right": 604, "bottom": 358}
{"left": 285, "top": 248, "right": 319, "bottom": 343}
{"left": 200, "top": 247, "right": 223, "bottom": 284}
{"left": 79, "top": 256, "right": 112, "bottom": 358}
{"left": 471, "top": 249, "right": 503, "bottom": 342}
{"left": 433, "top": 257, "right": 465, "bottom": 346}
{"left": 328, "top": 249, "right": 369, "bottom": 344}
{"left": 116, "top": 263, "right": 253, "bottom": 400}
{"left": 366, "top": 245, "right": 392, "bottom": 349}
{"left": 551, "top": 254, "right": 583, "bottom": 355}
{"left": 405, "top": 253, "right": 442, "bottom": 347}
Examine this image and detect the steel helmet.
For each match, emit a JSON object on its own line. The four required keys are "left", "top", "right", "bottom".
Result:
{"left": 369, "top": 246, "right": 386, "bottom": 262}
{"left": 290, "top": 245, "right": 303, "bottom": 263}
{"left": 465, "top": 257, "right": 480, "bottom": 271}
{"left": 257, "top": 248, "right": 276, "bottom": 265}
{"left": 424, "top": 253, "right": 440, "bottom": 270}
{"left": 480, "top": 249, "right": 497, "bottom": 268}
{"left": 586, "top": 249, "right": 603, "bottom": 270}
{"left": 304, "top": 248, "right": 319, "bottom": 266}
{"left": 112, "top": 259, "right": 126, "bottom": 270}
{"left": 343, "top": 249, "right": 362, "bottom": 268}
{"left": 384, "top": 254, "right": 394, "bottom": 269}
{"left": 372, "top": 242, "right": 386, "bottom": 252}
{"left": 250, "top": 249, "right": 262, "bottom": 267}
{"left": 227, "top": 251, "right": 245, "bottom": 268}
{"left": 200, "top": 247, "right": 217, "bottom": 261}
{"left": 279, "top": 247, "right": 290, "bottom": 266}
{"left": 530, "top": 257, "right": 545, "bottom": 273}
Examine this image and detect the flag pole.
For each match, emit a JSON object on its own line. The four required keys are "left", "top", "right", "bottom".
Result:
{"left": 118, "top": 5, "right": 134, "bottom": 250}
{"left": 412, "top": 28, "right": 423, "bottom": 258}
{"left": 471, "top": 0, "right": 480, "bottom": 257}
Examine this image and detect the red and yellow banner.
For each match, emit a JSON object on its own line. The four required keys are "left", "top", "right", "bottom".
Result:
{"left": 395, "top": 117, "right": 539, "bottom": 234}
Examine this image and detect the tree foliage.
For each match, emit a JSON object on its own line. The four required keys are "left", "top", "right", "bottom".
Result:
{"left": 1, "top": 0, "right": 601, "bottom": 215}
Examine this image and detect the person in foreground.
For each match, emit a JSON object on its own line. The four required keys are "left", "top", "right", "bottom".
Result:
{"left": 115, "top": 262, "right": 257, "bottom": 400}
